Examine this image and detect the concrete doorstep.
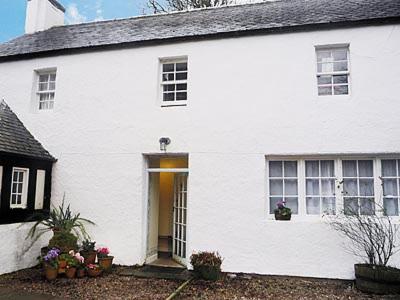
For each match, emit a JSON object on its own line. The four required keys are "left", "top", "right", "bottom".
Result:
{"left": 119, "top": 265, "right": 193, "bottom": 281}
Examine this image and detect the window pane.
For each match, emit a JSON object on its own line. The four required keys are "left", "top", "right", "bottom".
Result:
{"left": 359, "top": 179, "right": 374, "bottom": 197}
{"left": 163, "top": 84, "right": 175, "bottom": 92}
{"left": 176, "top": 83, "right": 187, "bottom": 91}
{"left": 306, "top": 197, "right": 320, "bottom": 215}
{"left": 333, "top": 49, "right": 347, "bottom": 61}
{"left": 163, "top": 63, "right": 174, "bottom": 72}
{"left": 39, "top": 82, "right": 48, "bottom": 91}
{"left": 321, "top": 160, "right": 334, "bottom": 177}
{"left": 343, "top": 160, "right": 357, "bottom": 177}
{"left": 176, "top": 62, "right": 187, "bottom": 71}
{"left": 321, "top": 179, "right": 335, "bottom": 196}
{"left": 384, "top": 198, "right": 399, "bottom": 216}
{"left": 270, "top": 197, "right": 282, "bottom": 213}
{"left": 360, "top": 198, "right": 375, "bottom": 215}
{"left": 322, "top": 197, "right": 336, "bottom": 215}
{"left": 333, "top": 75, "right": 348, "bottom": 84}
{"left": 333, "top": 85, "right": 348, "bottom": 95}
{"left": 39, "top": 74, "right": 49, "bottom": 82}
{"left": 318, "top": 86, "right": 332, "bottom": 96}
{"left": 163, "top": 73, "right": 174, "bottom": 81}
{"left": 285, "top": 197, "right": 298, "bottom": 214}
{"left": 176, "top": 72, "right": 187, "bottom": 80}
{"left": 306, "top": 179, "right": 319, "bottom": 195}
{"left": 269, "top": 179, "right": 283, "bottom": 195}
{"left": 12, "top": 183, "right": 17, "bottom": 193}
{"left": 344, "top": 198, "right": 358, "bottom": 215}
{"left": 383, "top": 179, "right": 398, "bottom": 197}
{"left": 305, "top": 161, "right": 319, "bottom": 177}
{"left": 317, "top": 75, "right": 331, "bottom": 85}
{"left": 16, "top": 195, "right": 22, "bottom": 205}
{"left": 343, "top": 179, "right": 357, "bottom": 196}
{"left": 382, "top": 160, "right": 397, "bottom": 177}
{"left": 163, "top": 93, "right": 175, "bottom": 102}
{"left": 50, "top": 73, "right": 56, "bottom": 81}
{"left": 284, "top": 161, "right": 297, "bottom": 177}
{"left": 49, "top": 82, "right": 56, "bottom": 90}
{"left": 358, "top": 160, "right": 373, "bottom": 177}
{"left": 318, "top": 62, "right": 333, "bottom": 73}
{"left": 284, "top": 179, "right": 298, "bottom": 195}
{"left": 333, "top": 61, "right": 348, "bottom": 71}
{"left": 317, "top": 51, "right": 331, "bottom": 63}
{"left": 269, "top": 161, "right": 282, "bottom": 177}
{"left": 176, "top": 92, "right": 187, "bottom": 101}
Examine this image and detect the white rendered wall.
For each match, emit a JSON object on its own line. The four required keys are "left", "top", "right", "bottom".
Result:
{"left": 0, "top": 24, "right": 399, "bottom": 277}
{"left": 25, "top": 0, "right": 64, "bottom": 34}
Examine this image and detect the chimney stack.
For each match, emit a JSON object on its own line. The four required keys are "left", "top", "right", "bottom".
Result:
{"left": 25, "top": 0, "right": 65, "bottom": 34}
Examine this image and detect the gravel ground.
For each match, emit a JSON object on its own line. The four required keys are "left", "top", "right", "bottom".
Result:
{"left": 0, "top": 267, "right": 398, "bottom": 300}
{"left": 178, "top": 274, "right": 398, "bottom": 300}
{"left": 0, "top": 266, "right": 180, "bottom": 300}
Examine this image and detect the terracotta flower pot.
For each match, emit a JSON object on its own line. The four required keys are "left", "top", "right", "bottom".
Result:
{"left": 76, "top": 269, "right": 86, "bottom": 278}
{"left": 98, "top": 256, "right": 114, "bottom": 272}
{"left": 87, "top": 268, "right": 102, "bottom": 277}
{"left": 65, "top": 267, "right": 76, "bottom": 279}
{"left": 44, "top": 267, "right": 58, "bottom": 281}
{"left": 81, "top": 251, "right": 97, "bottom": 265}
{"left": 58, "top": 260, "right": 67, "bottom": 269}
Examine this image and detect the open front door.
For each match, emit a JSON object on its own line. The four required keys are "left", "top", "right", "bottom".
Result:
{"left": 173, "top": 173, "right": 187, "bottom": 265}
{"left": 146, "top": 173, "right": 159, "bottom": 263}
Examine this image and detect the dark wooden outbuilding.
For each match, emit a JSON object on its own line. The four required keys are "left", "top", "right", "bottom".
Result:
{"left": 0, "top": 101, "right": 56, "bottom": 224}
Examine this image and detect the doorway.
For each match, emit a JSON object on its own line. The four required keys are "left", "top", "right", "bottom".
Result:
{"left": 146, "top": 155, "right": 188, "bottom": 267}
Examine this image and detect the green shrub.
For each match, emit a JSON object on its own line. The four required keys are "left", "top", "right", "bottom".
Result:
{"left": 48, "top": 231, "right": 78, "bottom": 253}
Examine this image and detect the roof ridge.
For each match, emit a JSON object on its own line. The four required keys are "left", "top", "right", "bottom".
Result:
{"left": 53, "top": 0, "right": 280, "bottom": 29}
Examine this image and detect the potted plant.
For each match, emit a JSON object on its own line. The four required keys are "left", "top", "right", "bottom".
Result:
{"left": 80, "top": 240, "right": 97, "bottom": 265}
{"left": 97, "top": 247, "right": 113, "bottom": 272}
{"left": 73, "top": 251, "right": 86, "bottom": 278}
{"left": 274, "top": 201, "right": 292, "bottom": 220}
{"left": 41, "top": 248, "right": 60, "bottom": 281}
{"left": 86, "top": 264, "right": 103, "bottom": 277}
{"left": 25, "top": 198, "right": 95, "bottom": 254}
{"left": 64, "top": 251, "right": 80, "bottom": 279}
{"left": 329, "top": 203, "right": 400, "bottom": 294}
{"left": 57, "top": 253, "right": 69, "bottom": 273}
{"left": 190, "top": 251, "right": 223, "bottom": 281}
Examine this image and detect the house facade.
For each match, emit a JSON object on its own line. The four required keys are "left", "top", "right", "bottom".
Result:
{"left": 0, "top": 0, "right": 400, "bottom": 279}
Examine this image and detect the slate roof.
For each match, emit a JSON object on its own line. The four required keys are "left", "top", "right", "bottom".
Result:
{"left": 0, "top": 0, "right": 400, "bottom": 60}
{"left": 0, "top": 101, "right": 56, "bottom": 161}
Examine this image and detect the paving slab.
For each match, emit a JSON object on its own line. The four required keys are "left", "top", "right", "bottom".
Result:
{"left": 0, "top": 288, "right": 62, "bottom": 300}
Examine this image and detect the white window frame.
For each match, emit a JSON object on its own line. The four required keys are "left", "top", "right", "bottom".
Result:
{"left": 315, "top": 44, "right": 350, "bottom": 97}
{"left": 10, "top": 167, "right": 29, "bottom": 209}
{"left": 159, "top": 57, "right": 188, "bottom": 107}
{"left": 266, "top": 157, "right": 398, "bottom": 220}
{"left": 36, "top": 69, "right": 57, "bottom": 111}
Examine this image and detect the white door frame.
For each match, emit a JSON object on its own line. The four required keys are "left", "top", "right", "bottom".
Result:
{"left": 143, "top": 164, "right": 189, "bottom": 266}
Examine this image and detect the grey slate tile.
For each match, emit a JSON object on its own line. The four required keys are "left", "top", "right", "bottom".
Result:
{"left": 0, "top": 101, "right": 55, "bottom": 161}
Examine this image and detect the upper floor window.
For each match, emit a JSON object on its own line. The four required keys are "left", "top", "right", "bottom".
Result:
{"left": 37, "top": 71, "right": 56, "bottom": 110}
{"left": 316, "top": 46, "right": 349, "bottom": 96}
{"left": 10, "top": 167, "right": 29, "bottom": 209}
{"left": 160, "top": 58, "right": 188, "bottom": 106}
{"left": 381, "top": 159, "right": 400, "bottom": 216}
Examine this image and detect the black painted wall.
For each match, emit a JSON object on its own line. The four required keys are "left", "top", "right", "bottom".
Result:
{"left": 0, "top": 153, "right": 53, "bottom": 225}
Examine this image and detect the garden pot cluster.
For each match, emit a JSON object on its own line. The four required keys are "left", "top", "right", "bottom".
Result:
{"left": 41, "top": 241, "right": 114, "bottom": 281}
{"left": 355, "top": 264, "right": 400, "bottom": 295}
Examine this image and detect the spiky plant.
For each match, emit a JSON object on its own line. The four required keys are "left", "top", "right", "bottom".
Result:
{"left": 25, "top": 198, "right": 95, "bottom": 253}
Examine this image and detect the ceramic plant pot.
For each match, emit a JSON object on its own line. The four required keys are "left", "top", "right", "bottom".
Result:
{"left": 81, "top": 251, "right": 97, "bottom": 265}
{"left": 65, "top": 267, "right": 76, "bottom": 279}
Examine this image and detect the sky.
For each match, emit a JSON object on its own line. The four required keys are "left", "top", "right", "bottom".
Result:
{"left": 0, "top": 0, "right": 151, "bottom": 43}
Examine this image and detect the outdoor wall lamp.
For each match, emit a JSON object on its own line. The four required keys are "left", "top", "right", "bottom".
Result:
{"left": 159, "top": 137, "right": 171, "bottom": 152}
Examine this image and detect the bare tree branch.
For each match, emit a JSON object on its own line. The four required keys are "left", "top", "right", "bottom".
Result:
{"left": 147, "top": 0, "right": 237, "bottom": 13}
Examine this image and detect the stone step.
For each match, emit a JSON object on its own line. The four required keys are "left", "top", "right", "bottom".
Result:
{"left": 119, "top": 265, "right": 193, "bottom": 281}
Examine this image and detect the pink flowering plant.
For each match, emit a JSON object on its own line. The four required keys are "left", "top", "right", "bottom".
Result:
{"left": 97, "top": 247, "right": 110, "bottom": 259}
